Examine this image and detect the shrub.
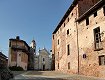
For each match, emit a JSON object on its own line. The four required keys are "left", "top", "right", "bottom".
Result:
{"left": 9, "top": 66, "right": 24, "bottom": 71}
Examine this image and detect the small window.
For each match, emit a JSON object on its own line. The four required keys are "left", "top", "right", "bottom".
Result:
{"left": 86, "top": 18, "right": 89, "bottom": 26}
{"left": 43, "top": 58, "right": 45, "bottom": 61}
{"left": 99, "top": 55, "right": 105, "bottom": 65}
{"left": 68, "top": 62, "right": 70, "bottom": 69}
{"left": 83, "top": 54, "right": 86, "bottom": 58}
{"left": 9, "top": 41, "right": 11, "bottom": 47}
{"left": 53, "top": 35, "right": 54, "bottom": 39}
{"left": 68, "top": 18, "right": 69, "bottom": 22}
{"left": 64, "top": 23, "right": 65, "bottom": 27}
{"left": 94, "top": 11, "right": 97, "bottom": 17}
{"left": 58, "top": 52, "right": 59, "bottom": 59}
{"left": 103, "top": 6, "right": 105, "bottom": 16}
{"left": 67, "top": 44, "right": 70, "bottom": 55}
{"left": 58, "top": 63, "right": 59, "bottom": 69}
{"left": 58, "top": 39, "right": 59, "bottom": 45}
{"left": 71, "top": 13, "right": 73, "bottom": 16}
{"left": 19, "top": 54, "right": 21, "bottom": 56}
{"left": 67, "top": 29, "right": 69, "bottom": 35}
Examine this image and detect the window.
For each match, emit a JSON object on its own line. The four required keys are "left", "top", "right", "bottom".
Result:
{"left": 94, "top": 11, "right": 97, "bottom": 17}
{"left": 67, "top": 44, "right": 70, "bottom": 55}
{"left": 43, "top": 58, "right": 45, "bottom": 61}
{"left": 103, "top": 6, "right": 105, "bottom": 16}
{"left": 19, "top": 54, "right": 21, "bottom": 56}
{"left": 99, "top": 55, "right": 105, "bottom": 65}
{"left": 64, "top": 23, "right": 65, "bottom": 27}
{"left": 58, "top": 39, "right": 59, "bottom": 45}
{"left": 68, "top": 18, "right": 69, "bottom": 22}
{"left": 9, "top": 41, "right": 11, "bottom": 47}
{"left": 53, "top": 35, "right": 54, "bottom": 39}
{"left": 94, "top": 27, "right": 102, "bottom": 50}
{"left": 71, "top": 13, "right": 73, "bottom": 16}
{"left": 83, "top": 54, "right": 86, "bottom": 58}
{"left": 86, "top": 18, "right": 89, "bottom": 26}
{"left": 58, "top": 52, "right": 59, "bottom": 59}
{"left": 67, "top": 29, "right": 69, "bottom": 35}
{"left": 58, "top": 63, "right": 59, "bottom": 69}
{"left": 68, "top": 62, "right": 70, "bottom": 69}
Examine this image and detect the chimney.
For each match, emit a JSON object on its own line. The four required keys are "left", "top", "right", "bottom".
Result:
{"left": 16, "top": 36, "right": 20, "bottom": 40}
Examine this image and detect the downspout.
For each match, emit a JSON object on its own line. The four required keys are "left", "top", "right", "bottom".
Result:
{"left": 75, "top": 5, "right": 79, "bottom": 74}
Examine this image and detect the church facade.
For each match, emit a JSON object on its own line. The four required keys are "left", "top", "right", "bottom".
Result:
{"left": 34, "top": 48, "right": 51, "bottom": 71}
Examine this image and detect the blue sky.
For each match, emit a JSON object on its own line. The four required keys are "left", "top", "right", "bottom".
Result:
{"left": 0, "top": 0, "right": 73, "bottom": 56}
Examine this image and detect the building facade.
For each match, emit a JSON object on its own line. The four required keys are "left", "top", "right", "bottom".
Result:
{"left": 34, "top": 48, "right": 51, "bottom": 71}
{"left": 0, "top": 52, "right": 8, "bottom": 67}
{"left": 52, "top": 0, "right": 105, "bottom": 78}
{"left": 8, "top": 36, "right": 29, "bottom": 70}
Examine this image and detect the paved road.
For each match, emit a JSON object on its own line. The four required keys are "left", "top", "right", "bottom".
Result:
{"left": 13, "top": 71, "right": 105, "bottom": 80}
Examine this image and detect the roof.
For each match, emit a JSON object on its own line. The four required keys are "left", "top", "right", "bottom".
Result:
{"left": 0, "top": 52, "right": 7, "bottom": 59}
{"left": 39, "top": 48, "right": 50, "bottom": 55}
{"left": 9, "top": 38, "right": 30, "bottom": 49}
{"left": 76, "top": 0, "right": 105, "bottom": 22}
{"left": 53, "top": 0, "right": 78, "bottom": 34}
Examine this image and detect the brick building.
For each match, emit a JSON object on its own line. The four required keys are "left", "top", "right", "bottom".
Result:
{"left": 8, "top": 36, "right": 29, "bottom": 70}
{"left": 0, "top": 52, "right": 8, "bottom": 67}
{"left": 52, "top": 0, "right": 105, "bottom": 78}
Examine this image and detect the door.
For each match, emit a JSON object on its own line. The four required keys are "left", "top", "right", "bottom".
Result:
{"left": 43, "top": 65, "right": 45, "bottom": 71}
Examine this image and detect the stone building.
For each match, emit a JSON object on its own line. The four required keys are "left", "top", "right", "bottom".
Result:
{"left": 28, "top": 40, "right": 36, "bottom": 70}
{"left": 52, "top": 0, "right": 105, "bottom": 78}
{"left": 8, "top": 36, "right": 29, "bottom": 70}
{"left": 34, "top": 48, "right": 51, "bottom": 71}
{"left": 0, "top": 52, "right": 8, "bottom": 67}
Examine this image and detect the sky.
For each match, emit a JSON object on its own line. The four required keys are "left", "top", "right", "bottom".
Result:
{"left": 0, "top": 0, "right": 73, "bottom": 57}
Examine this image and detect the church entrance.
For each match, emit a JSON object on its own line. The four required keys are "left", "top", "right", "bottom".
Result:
{"left": 43, "top": 65, "right": 45, "bottom": 71}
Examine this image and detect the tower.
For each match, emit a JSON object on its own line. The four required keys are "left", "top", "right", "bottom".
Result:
{"left": 30, "top": 39, "right": 36, "bottom": 53}
{"left": 28, "top": 39, "right": 36, "bottom": 70}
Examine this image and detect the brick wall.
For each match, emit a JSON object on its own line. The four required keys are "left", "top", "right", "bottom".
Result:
{"left": 78, "top": 7, "right": 105, "bottom": 78}
{"left": 52, "top": 0, "right": 105, "bottom": 78}
{"left": 52, "top": 4, "right": 79, "bottom": 74}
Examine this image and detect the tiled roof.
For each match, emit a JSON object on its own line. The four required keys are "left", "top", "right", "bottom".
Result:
{"left": 76, "top": 0, "right": 105, "bottom": 22}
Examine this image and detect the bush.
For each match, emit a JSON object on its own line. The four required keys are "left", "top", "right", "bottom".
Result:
{"left": 9, "top": 66, "right": 24, "bottom": 71}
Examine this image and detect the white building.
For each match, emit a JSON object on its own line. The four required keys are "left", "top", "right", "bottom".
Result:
{"left": 34, "top": 48, "right": 52, "bottom": 71}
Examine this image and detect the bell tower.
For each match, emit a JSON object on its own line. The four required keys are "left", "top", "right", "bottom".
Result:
{"left": 30, "top": 39, "right": 36, "bottom": 54}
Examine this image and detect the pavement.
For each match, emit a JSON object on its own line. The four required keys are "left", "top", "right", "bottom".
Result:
{"left": 12, "top": 71, "right": 105, "bottom": 80}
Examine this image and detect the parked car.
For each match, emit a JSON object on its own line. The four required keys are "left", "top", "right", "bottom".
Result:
{"left": 0, "top": 64, "right": 14, "bottom": 80}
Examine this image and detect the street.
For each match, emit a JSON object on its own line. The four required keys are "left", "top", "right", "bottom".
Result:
{"left": 11, "top": 71, "right": 105, "bottom": 80}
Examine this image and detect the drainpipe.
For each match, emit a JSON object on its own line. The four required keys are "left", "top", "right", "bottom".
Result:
{"left": 75, "top": 6, "right": 80, "bottom": 74}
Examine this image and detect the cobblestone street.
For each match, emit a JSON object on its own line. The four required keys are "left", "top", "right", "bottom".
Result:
{"left": 13, "top": 71, "right": 105, "bottom": 80}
